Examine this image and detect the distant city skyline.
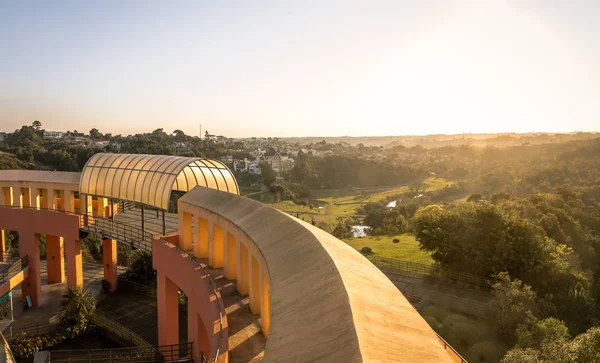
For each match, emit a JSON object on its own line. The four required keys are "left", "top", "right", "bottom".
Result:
{"left": 1, "top": 1, "right": 599, "bottom": 137}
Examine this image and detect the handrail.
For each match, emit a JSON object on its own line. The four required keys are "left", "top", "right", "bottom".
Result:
{"left": 158, "top": 238, "right": 223, "bottom": 363}
{"left": 93, "top": 311, "right": 153, "bottom": 348}
{"left": 437, "top": 332, "right": 468, "bottom": 363}
{"left": 0, "top": 255, "right": 28, "bottom": 284}
{"left": 0, "top": 206, "right": 155, "bottom": 253}
{"left": 47, "top": 342, "right": 192, "bottom": 362}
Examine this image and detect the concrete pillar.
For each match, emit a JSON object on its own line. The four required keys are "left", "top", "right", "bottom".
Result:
{"left": 178, "top": 212, "right": 192, "bottom": 251}
{"left": 96, "top": 197, "right": 108, "bottom": 217}
{"left": 46, "top": 235, "right": 65, "bottom": 284}
{"left": 193, "top": 217, "right": 209, "bottom": 258}
{"left": 209, "top": 224, "right": 224, "bottom": 269}
{"left": 260, "top": 273, "right": 270, "bottom": 337}
{"left": 157, "top": 273, "right": 179, "bottom": 347}
{"left": 63, "top": 190, "right": 75, "bottom": 212}
{"left": 1, "top": 187, "right": 13, "bottom": 207}
{"left": 0, "top": 230, "right": 5, "bottom": 262}
{"left": 224, "top": 233, "right": 237, "bottom": 280}
{"left": 20, "top": 232, "right": 41, "bottom": 307}
{"left": 44, "top": 189, "right": 57, "bottom": 210}
{"left": 22, "top": 188, "right": 31, "bottom": 208}
{"left": 103, "top": 238, "right": 118, "bottom": 292}
{"left": 66, "top": 238, "right": 83, "bottom": 288}
{"left": 29, "top": 188, "right": 40, "bottom": 209}
{"left": 12, "top": 188, "right": 22, "bottom": 208}
{"left": 80, "top": 194, "right": 93, "bottom": 216}
{"left": 249, "top": 255, "right": 261, "bottom": 315}
{"left": 236, "top": 242, "right": 249, "bottom": 295}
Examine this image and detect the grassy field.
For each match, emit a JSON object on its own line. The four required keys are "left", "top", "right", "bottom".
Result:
{"left": 343, "top": 234, "right": 433, "bottom": 265}
{"left": 264, "top": 177, "right": 455, "bottom": 226}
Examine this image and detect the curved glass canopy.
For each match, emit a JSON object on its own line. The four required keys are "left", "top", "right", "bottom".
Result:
{"left": 79, "top": 153, "right": 239, "bottom": 210}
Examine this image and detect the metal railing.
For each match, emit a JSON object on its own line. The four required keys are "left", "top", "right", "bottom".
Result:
{"left": 0, "top": 255, "right": 28, "bottom": 285}
{"left": 47, "top": 342, "right": 192, "bottom": 362}
{"left": 93, "top": 312, "right": 153, "bottom": 349}
{"left": 367, "top": 255, "right": 491, "bottom": 289}
{"left": 4, "top": 314, "right": 61, "bottom": 341}
{"left": 437, "top": 333, "right": 468, "bottom": 363}
{"left": 0, "top": 206, "right": 154, "bottom": 253}
{"left": 158, "top": 238, "right": 223, "bottom": 363}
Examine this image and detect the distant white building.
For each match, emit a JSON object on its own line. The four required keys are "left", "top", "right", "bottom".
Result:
{"left": 43, "top": 131, "right": 64, "bottom": 140}
{"left": 0, "top": 132, "right": 7, "bottom": 142}
{"left": 246, "top": 160, "right": 262, "bottom": 175}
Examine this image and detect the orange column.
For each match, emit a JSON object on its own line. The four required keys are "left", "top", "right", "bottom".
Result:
{"left": 96, "top": 197, "right": 107, "bottom": 217}
{"left": 193, "top": 217, "right": 209, "bottom": 258}
{"left": 178, "top": 212, "right": 192, "bottom": 251}
{"left": 29, "top": 188, "right": 40, "bottom": 209}
{"left": 63, "top": 190, "right": 75, "bottom": 212}
{"left": 103, "top": 238, "right": 118, "bottom": 292}
{"left": 46, "top": 235, "right": 65, "bottom": 284}
{"left": 0, "top": 230, "right": 5, "bottom": 263}
{"left": 157, "top": 273, "right": 179, "bottom": 347}
{"left": 260, "top": 273, "right": 270, "bottom": 336}
{"left": 249, "top": 255, "right": 261, "bottom": 315}
{"left": 20, "top": 232, "right": 41, "bottom": 306}
{"left": 209, "top": 224, "right": 224, "bottom": 268}
{"left": 2, "top": 187, "right": 13, "bottom": 207}
{"left": 236, "top": 242, "right": 249, "bottom": 295}
{"left": 66, "top": 238, "right": 83, "bottom": 288}
{"left": 12, "top": 188, "right": 22, "bottom": 207}
{"left": 224, "top": 233, "right": 237, "bottom": 280}
{"left": 44, "top": 189, "right": 57, "bottom": 210}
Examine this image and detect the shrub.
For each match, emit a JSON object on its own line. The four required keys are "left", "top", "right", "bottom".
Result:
{"left": 448, "top": 321, "right": 480, "bottom": 347}
{"left": 423, "top": 315, "right": 442, "bottom": 331}
{"left": 470, "top": 341, "right": 506, "bottom": 363}
{"left": 393, "top": 238, "right": 400, "bottom": 243}
{"left": 361, "top": 246, "right": 372, "bottom": 253}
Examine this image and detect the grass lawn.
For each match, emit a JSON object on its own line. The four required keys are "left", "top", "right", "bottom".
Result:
{"left": 343, "top": 234, "right": 433, "bottom": 265}
{"left": 264, "top": 177, "right": 455, "bottom": 228}
{"left": 328, "top": 202, "right": 362, "bottom": 215}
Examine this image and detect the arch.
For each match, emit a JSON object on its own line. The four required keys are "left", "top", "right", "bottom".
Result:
{"left": 79, "top": 153, "right": 239, "bottom": 210}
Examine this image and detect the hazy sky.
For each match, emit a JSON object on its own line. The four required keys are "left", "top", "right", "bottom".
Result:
{"left": 1, "top": 0, "right": 599, "bottom": 137}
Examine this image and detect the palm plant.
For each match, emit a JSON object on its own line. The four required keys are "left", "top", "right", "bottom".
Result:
{"left": 59, "top": 286, "right": 96, "bottom": 331}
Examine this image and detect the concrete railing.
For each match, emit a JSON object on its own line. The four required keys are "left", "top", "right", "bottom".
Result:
{"left": 174, "top": 186, "right": 457, "bottom": 362}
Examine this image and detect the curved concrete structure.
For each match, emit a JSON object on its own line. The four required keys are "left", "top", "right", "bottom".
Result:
{"left": 0, "top": 164, "right": 461, "bottom": 362}
{"left": 172, "top": 186, "right": 454, "bottom": 363}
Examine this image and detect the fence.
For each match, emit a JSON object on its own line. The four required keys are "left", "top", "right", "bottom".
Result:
{"left": 3, "top": 313, "right": 61, "bottom": 341}
{"left": 47, "top": 342, "right": 192, "bottom": 363}
{"left": 93, "top": 312, "right": 153, "bottom": 349}
{"left": 367, "top": 255, "right": 491, "bottom": 289}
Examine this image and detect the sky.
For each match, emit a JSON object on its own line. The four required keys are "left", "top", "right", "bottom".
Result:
{"left": 1, "top": 0, "right": 599, "bottom": 137}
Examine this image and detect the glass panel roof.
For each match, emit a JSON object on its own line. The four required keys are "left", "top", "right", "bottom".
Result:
{"left": 79, "top": 153, "right": 239, "bottom": 209}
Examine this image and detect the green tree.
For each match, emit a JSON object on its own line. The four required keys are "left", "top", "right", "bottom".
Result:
{"left": 32, "top": 120, "right": 42, "bottom": 130}
{"left": 89, "top": 128, "right": 102, "bottom": 140}
{"left": 490, "top": 272, "right": 537, "bottom": 338}
{"left": 260, "top": 162, "right": 276, "bottom": 187}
